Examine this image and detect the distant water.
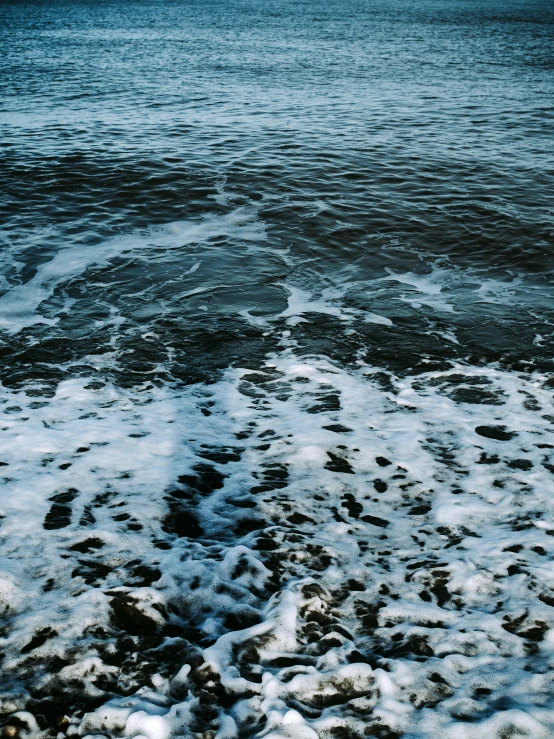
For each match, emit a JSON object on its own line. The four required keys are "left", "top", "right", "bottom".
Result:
{"left": 1, "top": 1, "right": 554, "bottom": 737}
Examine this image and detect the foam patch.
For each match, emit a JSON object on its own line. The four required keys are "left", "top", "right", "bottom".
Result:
{"left": 1, "top": 350, "right": 554, "bottom": 737}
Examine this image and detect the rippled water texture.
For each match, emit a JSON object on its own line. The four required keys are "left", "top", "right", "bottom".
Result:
{"left": 1, "top": 1, "right": 554, "bottom": 737}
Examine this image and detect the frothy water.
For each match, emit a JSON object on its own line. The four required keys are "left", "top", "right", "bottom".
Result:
{"left": 2, "top": 355, "right": 554, "bottom": 738}
{"left": 1, "top": 0, "right": 554, "bottom": 737}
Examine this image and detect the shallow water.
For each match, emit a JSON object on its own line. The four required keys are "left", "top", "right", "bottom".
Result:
{"left": 1, "top": 0, "right": 554, "bottom": 737}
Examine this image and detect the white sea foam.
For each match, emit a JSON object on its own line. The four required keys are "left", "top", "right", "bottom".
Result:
{"left": 1, "top": 345, "right": 554, "bottom": 737}
{"left": 277, "top": 285, "right": 353, "bottom": 325}
{"left": 1, "top": 211, "right": 554, "bottom": 738}
{"left": 0, "top": 208, "right": 265, "bottom": 333}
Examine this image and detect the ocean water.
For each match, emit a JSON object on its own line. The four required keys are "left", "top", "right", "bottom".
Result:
{"left": 1, "top": 0, "right": 554, "bottom": 737}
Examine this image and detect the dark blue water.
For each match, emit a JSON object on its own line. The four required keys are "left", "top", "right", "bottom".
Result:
{"left": 1, "top": 1, "right": 554, "bottom": 736}
{"left": 2, "top": 0, "right": 554, "bottom": 386}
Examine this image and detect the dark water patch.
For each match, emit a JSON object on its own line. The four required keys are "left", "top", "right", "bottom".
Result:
{"left": 325, "top": 452, "right": 355, "bottom": 474}
{"left": 110, "top": 597, "right": 161, "bottom": 635}
{"left": 475, "top": 425, "right": 516, "bottom": 441}
{"left": 178, "top": 464, "right": 226, "bottom": 496}
{"left": 43, "top": 489, "right": 79, "bottom": 530}
{"left": 162, "top": 506, "right": 204, "bottom": 540}
{"left": 323, "top": 424, "right": 352, "bottom": 433}
{"left": 360, "top": 515, "right": 390, "bottom": 529}
{"left": 71, "top": 559, "right": 113, "bottom": 587}
{"left": 197, "top": 446, "right": 244, "bottom": 464}
{"left": 21, "top": 628, "right": 58, "bottom": 655}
